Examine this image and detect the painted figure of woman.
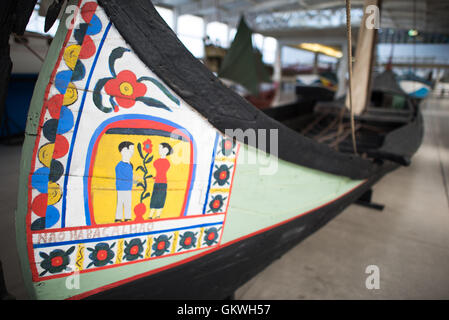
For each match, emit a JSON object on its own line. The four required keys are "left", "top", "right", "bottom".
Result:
{"left": 149, "top": 143, "right": 173, "bottom": 219}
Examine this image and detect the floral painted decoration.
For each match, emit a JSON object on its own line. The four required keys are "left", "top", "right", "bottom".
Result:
{"left": 213, "top": 164, "right": 233, "bottom": 186}
{"left": 133, "top": 139, "right": 154, "bottom": 221}
{"left": 203, "top": 227, "right": 221, "bottom": 246}
{"left": 178, "top": 231, "right": 197, "bottom": 251}
{"left": 151, "top": 234, "right": 172, "bottom": 257}
{"left": 123, "top": 238, "right": 146, "bottom": 261}
{"left": 104, "top": 70, "right": 147, "bottom": 110}
{"left": 208, "top": 194, "right": 227, "bottom": 213}
{"left": 220, "top": 138, "right": 236, "bottom": 156}
{"left": 93, "top": 47, "right": 180, "bottom": 113}
{"left": 39, "top": 246, "right": 75, "bottom": 276}
{"left": 86, "top": 242, "right": 115, "bottom": 268}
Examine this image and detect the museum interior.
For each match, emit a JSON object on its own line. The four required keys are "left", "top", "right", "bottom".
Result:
{"left": 0, "top": 0, "right": 448, "bottom": 300}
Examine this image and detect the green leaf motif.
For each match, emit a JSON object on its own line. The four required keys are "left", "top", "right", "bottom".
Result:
{"left": 137, "top": 143, "right": 144, "bottom": 159}
{"left": 145, "top": 155, "right": 154, "bottom": 164}
{"left": 138, "top": 76, "right": 180, "bottom": 106}
{"left": 93, "top": 77, "right": 113, "bottom": 113}
{"left": 109, "top": 47, "right": 131, "bottom": 77}
{"left": 136, "top": 166, "right": 146, "bottom": 173}
{"left": 135, "top": 96, "right": 171, "bottom": 111}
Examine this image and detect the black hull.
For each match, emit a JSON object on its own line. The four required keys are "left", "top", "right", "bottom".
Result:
{"left": 295, "top": 85, "right": 336, "bottom": 103}
{"left": 86, "top": 163, "right": 397, "bottom": 300}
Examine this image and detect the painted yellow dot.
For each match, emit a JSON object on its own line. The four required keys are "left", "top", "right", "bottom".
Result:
{"left": 119, "top": 82, "right": 134, "bottom": 96}
{"left": 63, "top": 45, "right": 81, "bottom": 70}
{"left": 63, "top": 83, "right": 78, "bottom": 106}
{"left": 47, "top": 182, "right": 62, "bottom": 205}
{"left": 38, "top": 143, "right": 55, "bottom": 167}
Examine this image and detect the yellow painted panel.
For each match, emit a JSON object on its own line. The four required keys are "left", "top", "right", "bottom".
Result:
{"left": 90, "top": 133, "right": 191, "bottom": 224}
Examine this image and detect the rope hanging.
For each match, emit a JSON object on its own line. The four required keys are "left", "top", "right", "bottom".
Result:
{"left": 345, "top": 0, "right": 358, "bottom": 154}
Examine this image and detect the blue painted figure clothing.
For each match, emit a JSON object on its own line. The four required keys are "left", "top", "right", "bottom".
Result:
{"left": 115, "top": 161, "right": 133, "bottom": 190}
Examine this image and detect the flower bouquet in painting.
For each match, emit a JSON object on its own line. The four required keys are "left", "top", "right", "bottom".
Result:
{"left": 133, "top": 139, "right": 154, "bottom": 221}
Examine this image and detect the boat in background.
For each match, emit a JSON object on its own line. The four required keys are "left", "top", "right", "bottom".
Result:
{"left": 4, "top": 0, "right": 423, "bottom": 300}
{"left": 295, "top": 71, "right": 338, "bottom": 104}
{"left": 398, "top": 72, "right": 432, "bottom": 100}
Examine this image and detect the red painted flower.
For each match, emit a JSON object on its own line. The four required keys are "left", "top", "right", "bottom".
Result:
{"left": 130, "top": 245, "right": 139, "bottom": 255}
{"left": 207, "top": 232, "right": 215, "bottom": 241}
{"left": 178, "top": 232, "right": 197, "bottom": 251}
{"left": 123, "top": 238, "right": 145, "bottom": 261}
{"left": 51, "top": 256, "right": 63, "bottom": 267}
{"left": 86, "top": 242, "right": 115, "bottom": 268}
{"left": 219, "top": 171, "right": 228, "bottom": 180}
{"left": 152, "top": 234, "right": 172, "bottom": 257}
{"left": 39, "top": 246, "right": 75, "bottom": 276}
{"left": 221, "top": 138, "right": 236, "bottom": 156}
{"left": 208, "top": 195, "right": 226, "bottom": 213}
{"left": 213, "top": 164, "right": 232, "bottom": 186}
{"left": 104, "top": 70, "right": 147, "bottom": 109}
{"left": 96, "top": 249, "right": 108, "bottom": 261}
{"left": 143, "top": 139, "right": 152, "bottom": 154}
{"left": 212, "top": 200, "right": 220, "bottom": 209}
{"left": 157, "top": 241, "right": 166, "bottom": 251}
{"left": 203, "top": 227, "right": 221, "bottom": 246}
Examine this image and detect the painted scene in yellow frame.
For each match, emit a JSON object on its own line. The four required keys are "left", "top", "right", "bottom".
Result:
{"left": 89, "top": 125, "right": 193, "bottom": 225}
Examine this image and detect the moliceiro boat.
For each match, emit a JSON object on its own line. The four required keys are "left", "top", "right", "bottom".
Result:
{"left": 11, "top": 0, "right": 423, "bottom": 299}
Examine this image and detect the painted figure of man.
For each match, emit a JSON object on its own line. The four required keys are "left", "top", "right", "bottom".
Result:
{"left": 149, "top": 143, "right": 173, "bottom": 220}
{"left": 115, "top": 141, "right": 134, "bottom": 222}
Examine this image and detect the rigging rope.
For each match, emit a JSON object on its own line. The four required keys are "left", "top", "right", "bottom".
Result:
{"left": 345, "top": 0, "right": 358, "bottom": 154}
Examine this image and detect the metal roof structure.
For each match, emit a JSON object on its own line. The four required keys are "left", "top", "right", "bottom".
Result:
{"left": 152, "top": 0, "right": 449, "bottom": 40}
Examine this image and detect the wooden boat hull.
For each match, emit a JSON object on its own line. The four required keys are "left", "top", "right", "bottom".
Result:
{"left": 13, "top": 0, "right": 423, "bottom": 300}
{"left": 82, "top": 162, "right": 398, "bottom": 299}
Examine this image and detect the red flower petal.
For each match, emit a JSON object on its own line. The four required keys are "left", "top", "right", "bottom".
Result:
{"left": 97, "top": 249, "right": 108, "bottom": 261}
{"left": 132, "top": 81, "right": 147, "bottom": 99}
{"left": 104, "top": 70, "right": 147, "bottom": 109}
{"left": 207, "top": 232, "right": 215, "bottom": 241}
{"left": 157, "top": 241, "right": 166, "bottom": 251}
{"left": 117, "top": 70, "right": 137, "bottom": 83}
{"left": 115, "top": 96, "right": 136, "bottom": 108}
{"left": 51, "top": 256, "right": 63, "bottom": 267}
{"left": 104, "top": 78, "right": 121, "bottom": 97}
{"left": 143, "top": 139, "right": 152, "bottom": 153}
